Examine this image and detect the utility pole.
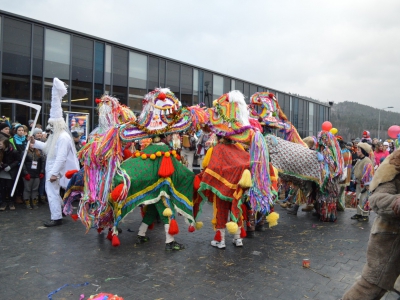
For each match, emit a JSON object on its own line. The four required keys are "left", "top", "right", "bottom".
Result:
{"left": 378, "top": 106, "right": 394, "bottom": 140}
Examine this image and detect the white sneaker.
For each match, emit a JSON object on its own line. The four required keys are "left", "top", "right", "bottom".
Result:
{"left": 232, "top": 238, "right": 243, "bottom": 247}
{"left": 211, "top": 240, "right": 226, "bottom": 249}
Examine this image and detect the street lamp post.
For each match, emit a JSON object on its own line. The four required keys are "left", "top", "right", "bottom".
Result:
{"left": 378, "top": 106, "right": 394, "bottom": 140}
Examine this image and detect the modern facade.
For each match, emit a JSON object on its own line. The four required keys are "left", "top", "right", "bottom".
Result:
{"left": 0, "top": 10, "right": 330, "bottom": 138}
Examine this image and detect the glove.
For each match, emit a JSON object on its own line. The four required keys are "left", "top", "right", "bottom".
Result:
{"left": 39, "top": 173, "right": 44, "bottom": 179}
{"left": 4, "top": 166, "right": 11, "bottom": 172}
{"left": 24, "top": 174, "right": 31, "bottom": 181}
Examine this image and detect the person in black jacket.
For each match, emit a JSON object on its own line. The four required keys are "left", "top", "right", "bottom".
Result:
{"left": 22, "top": 142, "right": 45, "bottom": 209}
{"left": 0, "top": 135, "right": 21, "bottom": 210}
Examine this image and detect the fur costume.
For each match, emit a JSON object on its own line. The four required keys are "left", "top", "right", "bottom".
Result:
{"left": 343, "top": 150, "right": 400, "bottom": 299}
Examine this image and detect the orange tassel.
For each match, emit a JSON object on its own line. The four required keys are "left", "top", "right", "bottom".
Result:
{"left": 111, "top": 184, "right": 124, "bottom": 202}
{"left": 65, "top": 169, "right": 79, "bottom": 179}
{"left": 194, "top": 174, "right": 201, "bottom": 190}
{"left": 214, "top": 230, "right": 221, "bottom": 242}
{"left": 112, "top": 235, "right": 120, "bottom": 247}
{"left": 168, "top": 219, "right": 179, "bottom": 235}
{"left": 158, "top": 155, "right": 175, "bottom": 178}
{"left": 70, "top": 214, "right": 78, "bottom": 221}
{"left": 106, "top": 229, "right": 112, "bottom": 241}
{"left": 240, "top": 227, "right": 247, "bottom": 238}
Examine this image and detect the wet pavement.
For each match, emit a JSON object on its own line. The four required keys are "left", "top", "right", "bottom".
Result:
{"left": 1, "top": 201, "right": 398, "bottom": 300}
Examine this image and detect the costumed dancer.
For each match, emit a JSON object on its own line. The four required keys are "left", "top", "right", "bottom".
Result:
{"left": 299, "top": 136, "right": 318, "bottom": 212}
{"left": 337, "top": 136, "right": 352, "bottom": 211}
{"left": 30, "top": 78, "right": 80, "bottom": 227}
{"left": 114, "top": 88, "right": 199, "bottom": 250}
{"left": 350, "top": 142, "right": 374, "bottom": 222}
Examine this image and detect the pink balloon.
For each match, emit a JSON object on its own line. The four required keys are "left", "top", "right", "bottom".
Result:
{"left": 321, "top": 121, "right": 333, "bottom": 132}
{"left": 388, "top": 125, "right": 400, "bottom": 139}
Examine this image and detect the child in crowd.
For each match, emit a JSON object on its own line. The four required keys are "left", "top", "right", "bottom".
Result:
{"left": 22, "top": 142, "right": 45, "bottom": 209}
{"left": 0, "top": 135, "right": 21, "bottom": 211}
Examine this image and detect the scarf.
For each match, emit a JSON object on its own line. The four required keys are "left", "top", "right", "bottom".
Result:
{"left": 13, "top": 134, "right": 26, "bottom": 145}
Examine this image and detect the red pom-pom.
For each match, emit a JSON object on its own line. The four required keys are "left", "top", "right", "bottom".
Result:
{"left": 158, "top": 92, "right": 166, "bottom": 100}
{"left": 123, "top": 149, "right": 133, "bottom": 161}
{"left": 214, "top": 230, "right": 222, "bottom": 242}
{"left": 188, "top": 225, "right": 195, "bottom": 233}
{"left": 168, "top": 219, "right": 179, "bottom": 235}
{"left": 194, "top": 174, "right": 201, "bottom": 190}
{"left": 148, "top": 222, "right": 154, "bottom": 230}
{"left": 112, "top": 234, "right": 120, "bottom": 247}
{"left": 111, "top": 184, "right": 124, "bottom": 202}
{"left": 158, "top": 155, "right": 175, "bottom": 178}
{"left": 106, "top": 229, "right": 112, "bottom": 241}
{"left": 71, "top": 214, "right": 79, "bottom": 221}
{"left": 240, "top": 227, "right": 247, "bottom": 238}
{"left": 65, "top": 169, "right": 79, "bottom": 179}
{"left": 268, "top": 93, "right": 274, "bottom": 98}
{"left": 95, "top": 98, "right": 101, "bottom": 104}
{"left": 97, "top": 228, "right": 103, "bottom": 234}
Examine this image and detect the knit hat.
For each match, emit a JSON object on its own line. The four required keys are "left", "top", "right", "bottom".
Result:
{"left": 353, "top": 138, "right": 361, "bottom": 143}
{"left": 14, "top": 123, "right": 23, "bottom": 131}
{"left": 357, "top": 142, "right": 371, "bottom": 156}
{"left": 28, "top": 119, "right": 34, "bottom": 125}
{"left": 383, "top": 141, "right": 389, "bottom": 146}
{"left": 0, "top": 122, "right": 10, "bottom": 131}
{"left": 48, "top": 77, "right": 68, "bottom": 122}
{"left": 32, "top": 128, "right": 42, "bottom": 136}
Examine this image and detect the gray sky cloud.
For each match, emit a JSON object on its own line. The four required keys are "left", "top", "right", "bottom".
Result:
{"left": 1, "top": 0, "right": 400, "bottom": 112}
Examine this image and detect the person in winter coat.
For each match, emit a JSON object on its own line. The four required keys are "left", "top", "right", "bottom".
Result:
{"left": 22, "top": 142, "right": 45, "bottom": 209}
{"left": 374, "top": 142, "right": 389, "bottom": 168}
{"left": 10, "top": 124, "right": 28, "bottom": 154}
{"left": 342, "top": 149, "right": 400, "bottom": 300}
{"left": 0, "top": 135, "right": 21, "bottom": 210}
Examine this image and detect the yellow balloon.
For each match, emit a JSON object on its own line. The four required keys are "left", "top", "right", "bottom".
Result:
{"left": 330, "top": 128, "right": 338, "bottom": 135}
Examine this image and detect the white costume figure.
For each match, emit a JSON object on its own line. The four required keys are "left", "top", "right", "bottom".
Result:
{"left": 31, "top": 78, "right": 79, "bottom": 227}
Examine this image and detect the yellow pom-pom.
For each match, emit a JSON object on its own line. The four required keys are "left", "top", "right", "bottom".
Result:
{"left": 135, "top": 152, "right": 141, "bottom": 157}
{"left": 150, "top": 154, "right": 156, "bottom": 160}
{"left": 266, "top": 212, "right": 279, "bottom": 228}
{"left": 195, "top": 221, "right": 203, "bottom": 230}
{"left": 238, "top": 169, "right": 252, "bottom": 188}
{"left": 226, "top": 221, "right": 238, "bottom": 234}
{"left": 141, "top": 154, "right": 147, "bottom": 160}
{"left": 164, "top": 152, "right": 171, "bottom": 158}
{"left": 173, "top": 154, "right": 177, "bottom": 158}
{"left": 162, "top": 208, "right": 172, "bottom": 217}
{"left": 156, "top": 151, "right": 162, "bottom": 157}
{"left": 171, "top": 150, "right": 177, "bottom": 155}
{"left": 211, "top": 219, "right": 217, "bottom": 225}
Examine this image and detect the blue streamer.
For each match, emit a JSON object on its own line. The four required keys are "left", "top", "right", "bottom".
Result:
{"left": 47, "top": 282, "right": 89, "bottom": 300}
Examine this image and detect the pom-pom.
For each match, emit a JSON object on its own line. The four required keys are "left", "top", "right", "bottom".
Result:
{"left": 141, "top": 154, "right": 147, "bottom": 160}
{"left": 156, "top": 151, "right": 162, "bottom": 157}
{"left": 226, "top": 221, "right": 239, "bottom": 234}
{"left": 164, "top": 151, "right": 171, "bottom": 158}
{"left": 135, "top": 151, "right": 141, "bottom": 157}
{"left": 158, "top": 155, "right": 175, "bottom": 177}
{"left": 163, "top": 208, "right": 173, "bottom": 217}
{"left": 194, "top": 174, "right": 201, "bottom": 190}
{"left": 240, "top": 227, "right": 247, "bottom": 238}
{"left": 107, "top": 229, "right": 112, "bottom": 241}
{"left": 158, "top": 92, "right": 166, "bottom": 100}
{"left": 213, "top": 230, "right": 222, "bottom": 242}
{"left": 195, "top": 221, "right": 203, "bottom": 230}
{"left": 111, "top": 234, "right": 120, "bottom": 247}
{"left": 188, "top": 225, "right": 195, "bottom": 232}
{"left": 171, "top": 150, "right": 177, "bottom": 155}
{"left": 95, "top": 98, "right": 101, "bottom": 104}
{"left": 238, "top": 169, "right": 252, "bottom": 188}
{"left": 71, "top": 214, "right": 79, "bottom": 221}
{"left": 266, "top": 212, "right": 279, "bottom": 228}
{"left": 97, "top": 228, "right": 103, "bottom": 234}
{"left": 65, "top": 169, "right": 79, "bottom": 179}
{"left": 150, "top": 154, "right": 156, "bottom": 160}
{"left": 268, "top": 93, "right": 274, "bottom": 98}
{"left": 168, "top": 219, "right": 179, "bottom": 235}
{"left": 111, "top": 183, "right": 125, "bottom": 202}
{"left": 123, "top": 149, "right": 133, "bottom": 161}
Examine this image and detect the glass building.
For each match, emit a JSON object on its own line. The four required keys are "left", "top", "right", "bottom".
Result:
{"left": 0, "top": 10, "right": 330, "bottom": 137}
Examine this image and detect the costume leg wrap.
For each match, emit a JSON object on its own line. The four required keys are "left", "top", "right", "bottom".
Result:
{"left": 138, "top": 222, "right": 148, "bottom": 237}
{"left": 164, "top": 224, "right": 174, "bottom": 244}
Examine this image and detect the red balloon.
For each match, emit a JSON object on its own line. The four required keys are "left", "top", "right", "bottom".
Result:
{"left": 388, "top": 125, "right": 400, "bottom": 139}
{"left": 321, "top": 121, "right": 333, "bottom": 131}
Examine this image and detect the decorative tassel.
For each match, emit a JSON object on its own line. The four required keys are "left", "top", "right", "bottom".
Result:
{"left": 111, "top": 183, "right": 125, "bottom": 202}
{"left": 188, "top": 225, "right": 195, "bottom": 232}
{"left": 70, "top": 214, "right": 79, "bottom": 221}
{"left": 162, "top": 208, "right": 172, "bottom": 217}
{"left": 168, "top": 219, "right": 179, "bottom": 235}
{"left": 202, "top": 147, "right": 213, "bottom": 169}
{"left": 107, "top": 229, "right": 112, "bottom": 241}
{"left": 238, "top": 169, "right": 252, "bottom": 188}
{"left": 194, "top": 174, "right": 201, "bottom": 190}
{"left": 111, "top": 234, "right": 120, "bottom": 247}
{"left": 65, "top": 169, "right": 79, "bottom": 179}
{"left": 123, "top": 149, "right": 133, "bottom": 161}
{"left": 226, "top": 221, "right": 239, "bottom": 234}
{"left": 195, "top": 221, "right": 203, "bottom": 230}
{"left": 158, "top": 155, "right": 175, "bottom": 178}
{"left": 266, "top": 212, "right": 279, "bottom": 228}
{"left": 214, "top": 230, "right": 222, "bottom": 242}
{"left": 240, "top": 227, "right": 247, "bottom": 238}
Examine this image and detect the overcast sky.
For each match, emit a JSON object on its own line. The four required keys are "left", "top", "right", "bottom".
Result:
{"left": 2, "top": 0, "right": 400, "bottom": 112}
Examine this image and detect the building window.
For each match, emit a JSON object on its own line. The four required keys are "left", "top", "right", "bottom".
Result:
{"left": 32, "top": 25, "right": 44, "bottom": 101}
{"left": 148, "top": 56, "right": 159, "bottom": 91}
{"left": 319, "top": 105, "right": 325, "bottom": 129}
{"left": 129, "top": 52, "right": 147, "bottom": 112}
{"left": 166, "top": 61, "right": 180, "bottom": 99}
{"left": 159, "top": 59, "right": 166, "bottom": 87}
{"left": 223, "top": 77, "right": 230, "bottom": 93}
{"left": 298, "top": 99, "right": 304, "bottom": 133}
{"left": 243, "top": 83, "right": 250, "bottom": 101}
{"left": 203, "top": 72, "right": 212, "bottom": 107}
{"left": 112, "top": 47, "right": 128, "bottom": 104}
{"left": 309, "top": 102, "right": 314, "bottom": 136}
{"left": 235, "top": 80, "right": 243, "bottom": 94}
{"left": 231, "top": 79, "right": 235, "bottom": 90}
{"left": 292, "top": 97, "right": 299, "bottom": 128}
{"left": 2, "top": 18, "right": 31, "bottom": 100}
{"left": 94, "top": 42, "right": 104, "bottom": 99}
{"left": 71, "top": 36, "right": 93, "bottom": 107}
{"left": 212, "top": 74, "right": 223, "bottom": 100}
{"left": 249, "top": 84, "right": 257, "bottom": 98}
{"left": 181, "top": 66, "right": 193, "bottom": 107}
{"left": 193, "top": 69, "right": 199, "bottom": 104}
{"left": 44, "top": 29, "right": 70, "bottom": 101}
{"left": 257, "top": 86, "right": 264, "bottom": 92}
